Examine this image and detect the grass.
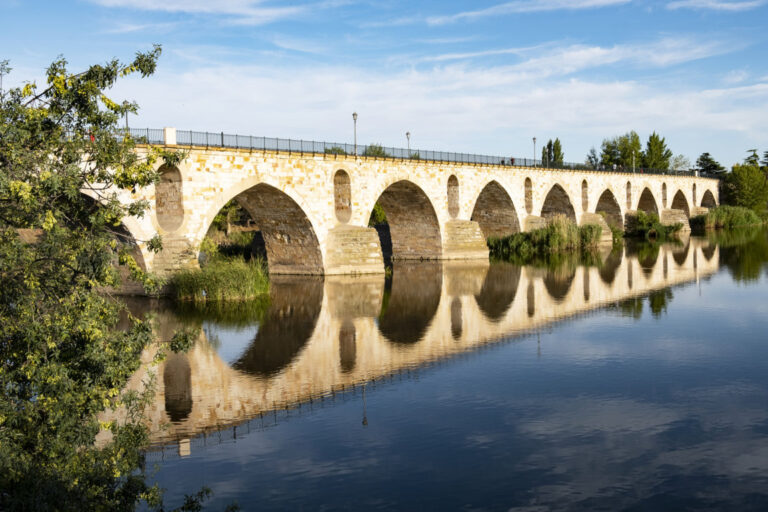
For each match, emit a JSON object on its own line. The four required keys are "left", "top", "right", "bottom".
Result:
{"left": 169, "top": 234, "right": 269, "bottom": 302}
{"left": 626, "top": 211, "right": 682, "bottom": 242}
{"left": 690, "top": 205, "right": 765, "bottom": 232}
{"left": 488, "top": 214, "right": 604, "bottom": 264}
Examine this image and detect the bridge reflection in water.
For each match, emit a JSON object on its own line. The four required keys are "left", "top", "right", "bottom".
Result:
{"left": 126, "top": 237, "right": 718, "bottom": 450}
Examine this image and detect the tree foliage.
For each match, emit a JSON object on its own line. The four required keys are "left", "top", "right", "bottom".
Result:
{"left": 363, "top": 143, "right": 388, "bottom": 157}
{"left": 695, "top": 152, "right": 726, "bottom": 176}
{"left": 0, "top": 48, "right": 205, "bottom": 510}
{"left": 586, "top": 147, "right": 599, "bottom": 169}
{"left": 541, "top": 138, "right": 564, "bottom": 167}
{"left": 600, "top": 131, "right": 641, "bottom": 169}
{"left": 642, "top": 131, "right": 672, "bottom": 170}
{"left": 722, "top": 162, "right": 768, "bottom": 213}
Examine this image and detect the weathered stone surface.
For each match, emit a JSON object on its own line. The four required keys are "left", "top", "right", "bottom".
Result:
{"left": 580, "top": 213, "right": 614, "bottom": 245}
{"left": 325, "top": 226, "right": 383, "bottom": 275}
{"left": 442, "top": 220, "right": 489, "bottom": 260}
{"left": 661, "top": 209, "right": 691, "bottom": 232}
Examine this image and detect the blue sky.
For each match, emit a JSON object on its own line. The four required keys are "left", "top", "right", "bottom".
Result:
{"left": 2, "top": 0, "right": 767, "bottom": 166}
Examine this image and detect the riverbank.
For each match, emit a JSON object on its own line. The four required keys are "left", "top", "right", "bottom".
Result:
{"left": 691, "top": 205, "right": 768, "bottom": 232}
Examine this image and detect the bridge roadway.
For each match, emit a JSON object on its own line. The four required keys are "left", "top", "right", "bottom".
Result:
{"left": 112, "top": 128, "right": 719, "bottom": 276}
{"left": 98, "top": 237, "right": 718, "bottom": 450}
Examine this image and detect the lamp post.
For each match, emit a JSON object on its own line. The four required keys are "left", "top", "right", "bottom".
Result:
{"left": 352, "top": 112, "right": 358, "bottom": 157}
{"left": 406, "top": 131, "right": 410, "bottom": 155}
{"left": 533, "top": 137, "right": 537, "bottom": 167}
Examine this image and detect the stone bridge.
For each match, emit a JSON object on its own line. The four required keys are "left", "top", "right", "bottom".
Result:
{"left": 100, "top": 237, "right": 718, "bottom": 448}
{"left": 116, "top": 128, "right": 719, "bottom": 275}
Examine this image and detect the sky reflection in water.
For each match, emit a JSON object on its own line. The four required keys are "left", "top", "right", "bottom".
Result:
{"left": 143, "top": 231, "right": 768, "bottom": 511}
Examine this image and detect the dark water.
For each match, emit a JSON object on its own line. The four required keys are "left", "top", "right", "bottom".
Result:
{"left": 138, "top": 230, "right": 768, "bottom": 511}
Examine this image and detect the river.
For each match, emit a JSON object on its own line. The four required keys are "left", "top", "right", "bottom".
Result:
{"left": 126, "top": 229, "right": 768, "bottom": 510}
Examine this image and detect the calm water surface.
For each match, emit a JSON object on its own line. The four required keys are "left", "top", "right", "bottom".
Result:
{"left": 134, "top": 230, "right": 768, "bottom": 511}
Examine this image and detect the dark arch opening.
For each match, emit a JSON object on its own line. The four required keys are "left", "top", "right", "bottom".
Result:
{"left": 525, "top": 178, "right": 533, "bottom": 214}
{"left": 339, "top": 320, "right": 356, "bottom": 373}
{"left": 474, "top": 263, "right": 521, "bottom": 322}
{"left": 372, "top": 181, "right": 442, "bottom": 262}
{"left": 208, "top": 183, "right": 324, "bottom": 274}
{"left": 156, "top": 164, "right": 184, "bottom": 232}
{"left": 544, "top": 267, "right": 576, "bottom": 302}
{"left": 379, "top": 262, "right": 442, "bottom": 345}
{"left": 637, "top": 188, "right": 659, "bottom": 216}
{"left": 471, "top": 181, "right": 521, "bottom": 239}
{"left": 595, "top": 189, "right": 624, "bottom": 229}
{"left": 447, "top": 175, "right": 459, "bottom": 219}
{"left": 692, "top": 183, "right": 697, "bottom": 206}
{"left": 164, "top": 354, "right": 192, "bottom": 423}
{"left": 581, "top": 180, "right": 589, "bottom": 212}
{"left": 671, "top": 190, "right": 690, "bottom": 217}
{"left": 626, "top": 182, "right": 632, "bottom": 210}
{"left": 450, "top": 298, "right": 462, "bottom": 340}
{"left": 232, "top": 277, "right": 323, "bottom": 377}
{"left": 662, "top": 183, "right": 668, "bottom": 208}
{"left": 541, "top": 184, "right": 576, "bottom": 222}
{"left": 599, "top": 248, "right": 624, "bottom": 285}
{"left": 334, "top": 170, "right": 351, "bottom": 223}
{"left": 673, "top": 239, "right": 690, "bottom": 266}
{"left": 701, "top": 190, "right": 717, "bottom": 208}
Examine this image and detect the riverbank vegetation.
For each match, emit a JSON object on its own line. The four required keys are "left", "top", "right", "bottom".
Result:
{"left": 0, "top": 48, "right": 219, "bottom": 509}
{"left": 626, "top": 211, "right": 682, "bottom": 242}
{"left": 488, "top": 215, "right": 604, "bottom": 262}
{"left": 690, "top": 205, "right": 766, "bottom": 231}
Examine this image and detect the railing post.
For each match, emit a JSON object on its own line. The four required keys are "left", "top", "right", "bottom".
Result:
{"left": 220, "top": 131, "right": 224, "bottom": 147}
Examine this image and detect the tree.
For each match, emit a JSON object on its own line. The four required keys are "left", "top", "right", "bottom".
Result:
{"left": 600, "top": 131, "right": 641, "bottom": 169}
{"left": 600, "top": 137, "right": 620, "bottom": 167}
{"left": 586, "top": 147, "right": 599, "bottom": 169}
{"left": 745, "top": 149, "right": 760, "bottom": 166}
{"left": 363, "top": 143, "right": 388, "bottom": 157}
{"left": 762, "top": 151, "right": 768, "bottom": 169}
{"left": 671, "top": 154, "right": 691, "bottom": 172}
{"left": 642, "top": 131, "right": 672, "bottom": 170}
{"left": 541, "top": 138, "right": 563, "bottom": 167}
{"left": 695, "top": 152, "right": 726, "bottom": 176}
{"left": 0, "top": 48, "right": 207, "bottom": 509}
{"left": 722, "top": 162, "right": 768, "bottom": 213}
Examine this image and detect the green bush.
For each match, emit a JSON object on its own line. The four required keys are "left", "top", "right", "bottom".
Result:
{"left": 627, "top": 211, "right": 681, "bottom": 241}
{"left": 170, "top": 256, "right": 269, "bottom": 302}
{"left": 324, "top": 146, "right": 347, "bottom": 155}
{"left": 692, "top": 205, "right": 763, "bottom": 231}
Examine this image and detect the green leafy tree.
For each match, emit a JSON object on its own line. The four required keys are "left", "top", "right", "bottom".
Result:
{"left": 722, "top": 162, "right": 768, "bottom": 213}
{"left": 601, "top": 131, "right": 641, "bottom": 168}
{"left": 600, "top": 138, "right": 620, "bottom": 167}
{"left": 0, "top": 49, "right": 210, "bottom": 510}
{"left": 363, "top": 143, "right": 388, "bottom": 157}
{"left": 671, "top": 154, "right": 691, "bottom": 172}
{"left": 762, "top": 151, "right": 768, "bottom": 168}
{"left": 586, "top": 147, "right": 599, "bottom": 169}
{"left": 696, "top": 152, "right": 726, "bottom": 175}
{"left": 745, "top": 149, "right": 760, "bottom": 166}
{"left": 541, "top": 138, "right": 564, "bottom": 167}
{"left": 642, "top": 131, "right": 673, "bottom": 170}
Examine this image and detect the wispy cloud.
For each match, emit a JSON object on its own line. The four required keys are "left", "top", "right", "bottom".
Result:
{"left": 427, "top": 0, "right": 631, "bottom": 25}
{"left": 102, "top": 21, "right": 180, "bottom": 34}
{"left": 667, "top": 0, "right": 766, "bottom": 10}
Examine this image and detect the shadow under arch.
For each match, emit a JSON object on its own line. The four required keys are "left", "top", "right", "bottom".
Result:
{"left": 541, "top": 184, "right": 576, "bottom": 221}
{"left": 671, "top": 190, "right": 691, "bottom": 217}
{"left": 673, "top": 239, "right": 691, "bottom": 266}
{"left": 206, "top": 183, "right": 324, "bottom": 275}
{"left": 595, "top": 189, "right": 624, "bottom": 229}
{"left": 471, "top": 181, "right": 521, "bottom": 238}
{"left": 599, "top": 248, "right": 624, "bottom": 285}
{"left": 474, "top": 263, "right": 521, "bottom": 322}
{"left": 372, "top": 180, "right": 442, "bottom": 261}
{"left": 378, "top": 262, "right": 442, "bottom": 345}
{"left": 544, "top": 266, "right": 576, "bottom": 302}
{"left": 164, "top": 353, "right": 192, "bottom": 423}
{"left": 637, "top": 187, "right": 659, "bottom": 215}
{"left": 232, "top": 276, "right": 324, "bottom": 377}
{"left": 701, "top": 190, "right": 717, "bottom": 208}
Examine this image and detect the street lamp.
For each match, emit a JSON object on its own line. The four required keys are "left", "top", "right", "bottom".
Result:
{"left": 352, "top": 112, "right": 358, "bottom": 157}
{"left": 533, "top": 137, "right": 537, "bottom": 167}
{"left": 406, "top": 131, "right": 410, "bottom": 154}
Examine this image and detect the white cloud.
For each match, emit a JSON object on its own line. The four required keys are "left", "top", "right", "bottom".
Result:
{"left": 427, "top": 0, "right": 630, "bottom": 25}
{"left": 723, "top": 69, "right": 750, "bottom": 84}
{"left": 667, "top": 0, "right": 766, "bottom": 10}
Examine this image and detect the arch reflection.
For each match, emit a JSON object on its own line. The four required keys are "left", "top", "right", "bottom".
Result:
{"left": 474, "top": 263, "right": 521, "bottom": 322}
{"left": 378, "top": 262, "right": 442, "bottom": 345}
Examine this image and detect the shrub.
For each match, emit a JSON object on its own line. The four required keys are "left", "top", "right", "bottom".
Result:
{"left": 170, "top": 255, "right": 269, "bottom": 302}
{"left": 324, "top": 146, "right": 347, "bottom": 155}
{"left": 627, "top": 211, "right": 681, "bottom": 242}
{"left": 693, "top": 205, "right": 763, "bottom": 231}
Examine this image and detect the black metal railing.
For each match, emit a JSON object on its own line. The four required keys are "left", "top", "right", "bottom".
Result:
{"left": 127, "top": 128, "right": 699, "bottom": 177}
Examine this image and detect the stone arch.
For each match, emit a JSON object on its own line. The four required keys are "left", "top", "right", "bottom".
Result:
{"left": 205, "top": 183, "right": 324, "bottom": 275}
{"left": 156, "top": 164, "right": 184, "bottom": 232}
{"left": 334, "top": 170, "right": 351, "bottom": 223}
{"left": 470, "top": 181, "right": 521, "bottom": 238}
{"left": 447, "top": 175, "right": 459, "bottom": 219}
{"left": 450, "top": 298, "right": 462, "bottom": 341}
{"left": 372, "top": 180, "right": 442, "bottom": 261}
{"left": 701, "top": 189, "right": 717, "bottom": 208}
{"left": 581, "top": 180, "right": 589, "bottom": 212}
{"left": 671, "top": 190, "right": 690, "bottom": 217}
{"left": 339, "top": 320, "right": 356, "bottom": 373}
{"left": 474, "top": 263, "right": 521, "bottom": 322}
{"left": 626, "top": 182, "right": 632, "bottom": 210}
{"left": 233, "top": 278, "right": 323, "bottom": 377}
{"left": 379, "top": 263, "right": 442, "bottom": 345}
{"left": 662, "top": 183, "right": 668, "bottom": 208}
{"left": 163, "top": 353, "right": 192, "bottom": 423}
{"left": 637, "top": 187, "right": 659, "bottom": 216}
{"left": 541, "top": 183, "right": 576, "bottom": 222}
{"left": 544, "top": 267, "right": 576, "bottom": 302}
{"left": 525, "top": 177, "right": 533, "bottom": 214}
{"left": 692, "top": 183, "right": 697, "bottom": 206}
{"left": 595, "top": 189, "right": 624, "bottom": 229}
